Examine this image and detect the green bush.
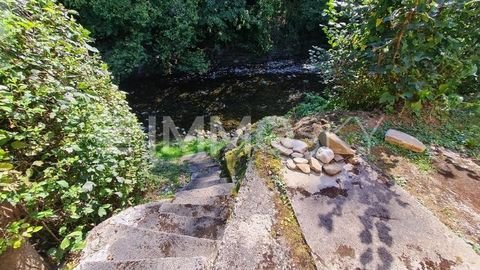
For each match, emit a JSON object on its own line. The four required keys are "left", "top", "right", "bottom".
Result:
{"left": 60, "top": 0, "right": 328, "bottom": 80}
{"left": 0, "top": 0, "right": 149, "bottom": 261}
{"left": 312, "top": 0, "right": 479, "bottom": 112}
{"left": 289, "top": 93, "right": 337, "bottom": 118}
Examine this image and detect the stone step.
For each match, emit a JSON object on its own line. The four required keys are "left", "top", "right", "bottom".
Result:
{"left": 87, "top": 201, "right": 166, "bottom": 234}
{"left": 185, "top": 177, "right": 229, "bottom": 191}
{"left": 76, "top": 256, "right": 209, "bottom": 270}
{"left": 191, "top": 170, "right": 222, "bottom": 181}
{"left": 189, "top": 162, "right": 221, "bottom": 173}
{"left": 173, "top": 183, "right": 234, "bottom": 205}
{"left": 91, "top": 203, "right": 227, "bottom": 240}
{"left": 181, "top": 152, "right": 220, "bottom": 172}
{"left": 81, "top": 224, "right": 218, "bottom": 262}
{"left": 135, "top": 212, "right": 226, "bottom": 240}
{"left": 159, "top": 203, "right": 229, "bottom": 219}
{"left": 173, "top": 194, "right": 232, "bottom": 206}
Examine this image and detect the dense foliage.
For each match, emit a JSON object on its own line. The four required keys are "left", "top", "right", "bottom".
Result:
{"left": 312, "top": 0, "right": 479, "bottom": 112}
{"left": 0, "top": 0, "right": 149, "bottom": 260}
{"left": 61, "top": 0, "right": 328, "bottom": 80}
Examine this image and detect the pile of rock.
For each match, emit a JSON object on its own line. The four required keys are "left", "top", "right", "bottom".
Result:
{"left": 271, "top": 131, "right": 357, "bottom": 176}
{"left": 185, "top": 124, "right": 252, "bottom": 143}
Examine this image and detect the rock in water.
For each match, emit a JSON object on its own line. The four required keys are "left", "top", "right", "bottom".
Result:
{"left": 293, "top": 157, "right": 309, "bottom": 164}
{"left": 286, "top": 159, "right": 297, "bottom": 170}
{"left": 292, "top": 139, "right": 309, "bottom": 153}
{"left": 319, "top": 131, "right": 355, "bottom": 156}
{"left": 323, "top": 163, "right": 342, "bottom": 176}
{"left": 291, "top": 152, "right": 304, "bottom": 158}
{"left": 315, "top": 147, "right": 335, "bottom": 164}
{"left": 271, "top": 141, "right": 293, "bottom": 156}
{"left": 385, "top": 129, "right": 426, "bottom": 153}
{"left": 296, "top": 163, "right": 311, "bottom": 174}
{"left": 280, "top": 138, "right": 294, "bottom": 149}
{"left": 309, "top": 158, "right": 322, "bottom": 173}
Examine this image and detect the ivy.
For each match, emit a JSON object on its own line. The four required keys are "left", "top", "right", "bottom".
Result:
{"left": 0, "top": 0, "right": 150, "bottom": 261}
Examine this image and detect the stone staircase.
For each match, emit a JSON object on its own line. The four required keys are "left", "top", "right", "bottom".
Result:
{"left": 75, "top": 153, "right": 234, "bottom": 270}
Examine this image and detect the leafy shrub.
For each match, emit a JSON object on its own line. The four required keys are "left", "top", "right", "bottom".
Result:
{"left": 0, "top": 0, "right": 149, "bottom": 261}
{"left": 61, "top": 0, "right": 329, "bottom": 79}
{"left": 252, "top": 116, "right": 293, "bottom": 148}
{"left": 289, "top": 93, "right": 337, "bottom": 118}
{"left": 312, "top": 0, "right": 480, "bottom": 112}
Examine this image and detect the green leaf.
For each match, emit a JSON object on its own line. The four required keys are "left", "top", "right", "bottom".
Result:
{"left": 97, "top": 207, "right": 107, "bottom": 217}
{"left": 376, "top": 18, "right": 382, "bottom": 27}
{"left": 32, "top": 226, "right": 43, "bottom": 233}
{"left": 439, "top": 84, "right": 449, "bottom": 93}
{"left": 32, "top": 160, "right": 44, "bottom": 167}
{"left": 410, "top": 101, "right": 423, "bottom": 113}
{"left": 56, "top": 180, "right": 69, "bottom": 188}
{"left": 66, "top": 231, "right": 83, "bottom": 238}
{"left": 11, "top": 141, "right": 27, "bottom": 149}
{"left": 379, "top": 92, "right": 396, "bottom": 104}
{"left": 60, "top": 237, "right": 70, "bottom": 250}
{"left": 0, "top": 162, "right": 13, "bottom": 171}
{"left": 13, "top": 240, "right": 23, "bottom": 249}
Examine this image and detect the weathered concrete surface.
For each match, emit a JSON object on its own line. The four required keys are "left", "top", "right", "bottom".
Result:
{"left": 77, "top": 257, "right": 209, "bottom": 270}
{"left": 77, "top": 152, "right": 233, "bottom": 270}
{"left": 283, "top": 158, "right": 480, "bottom": 269}
{"left": 173, "top": 183, "right": 234, "bottom": 205}
{"left": 81, "top": 223, "right": 218, "bottom": 262}
{"left": 214, "top": 165, "right": 295, "bottom": 270}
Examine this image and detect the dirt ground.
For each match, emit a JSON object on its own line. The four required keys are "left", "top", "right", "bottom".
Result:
{"left": 372, "top": 145, "right": 480, "bottom": 251}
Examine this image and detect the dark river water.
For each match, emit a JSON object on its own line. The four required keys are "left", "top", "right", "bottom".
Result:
{"left": 121, "top": 71, "right": 324, "bottom": 132}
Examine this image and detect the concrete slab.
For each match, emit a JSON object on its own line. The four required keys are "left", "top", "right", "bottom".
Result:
{"left": 158, "top": 203, "right": 229, "bottom": 219}
{"left": 135, "top": 212, "right": 226, "bottom": 240}
{"left": 173, "top": 183, "right": 234, "bottom": 205}
{"left": 283, "top": 159, "right": 480, "bottom": 269}
{"left": 214, "top": 166, "right": 295, "bottom": 270}
{"left": 81, "top": 223, "right": 217, "bottom": 262}
{"left": 77, "top": 256, "right": 209, "bottom": 270}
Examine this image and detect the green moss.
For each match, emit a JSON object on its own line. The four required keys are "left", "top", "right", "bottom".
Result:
{"left": 225, "top": 142, "right": 252, "bottom": 186}
{"left": 253, "top": 151, "right": 316, "bottom": 270}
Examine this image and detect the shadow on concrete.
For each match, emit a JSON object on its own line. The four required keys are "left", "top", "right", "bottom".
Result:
{"left": 317, "top": 168, "right": 409, "bottom": 270}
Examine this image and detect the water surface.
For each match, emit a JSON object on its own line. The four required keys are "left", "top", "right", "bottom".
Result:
{"left": 122, "top": 73, "right": 324, "bottom": 132}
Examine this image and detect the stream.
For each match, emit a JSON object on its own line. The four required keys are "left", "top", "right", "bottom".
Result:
{"left": 121, "top": 62, "right": 324, "bottom": 133}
